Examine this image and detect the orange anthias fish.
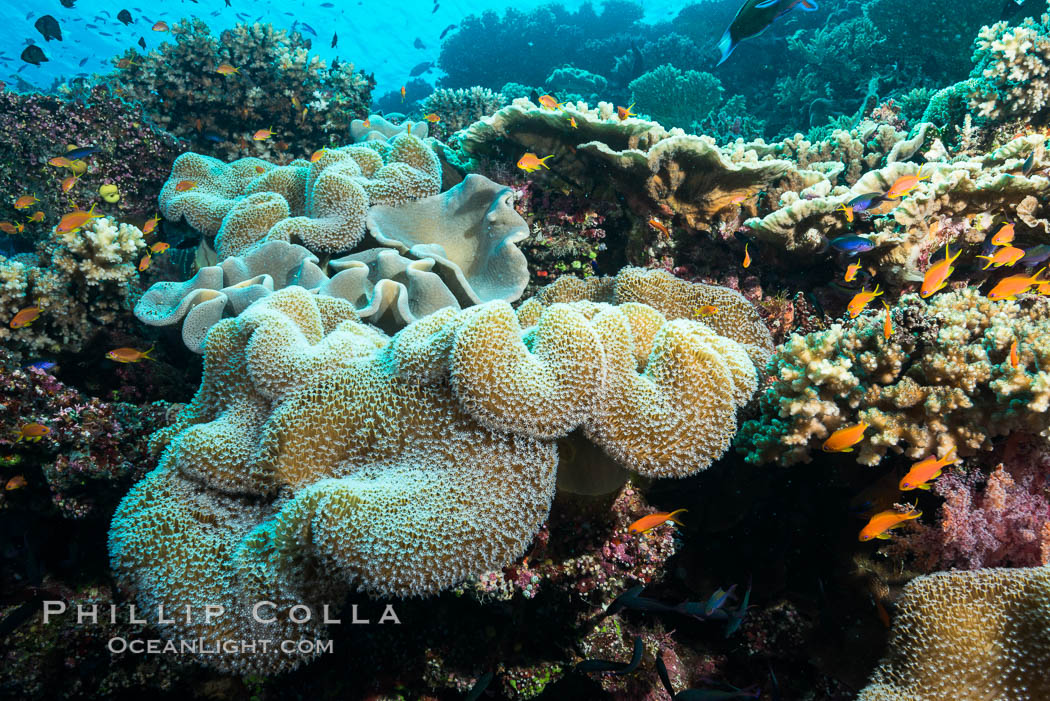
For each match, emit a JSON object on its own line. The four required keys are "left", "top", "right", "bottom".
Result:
{"left": 847, "top": 284, "right": 882, "bottom": 318}
{"left": 822, "top": 422, "right": 869, "bottom": 453}
{"left": 253, "top": 127, "right": 275, "bottom": 141}
{"left": 517, "top": 152, "right": 554, "bottom": 173}
{"left": 48, "top": 156, "right": 72, "bottom": 168}
{"left": 15, "top": 422, "right": 50, "bottom": 442}
{"left": 899, "top": 447, "right": 958, "bottom": 491}
{"left": 175, "top": 180, "right": 197, "bottom": 192}
{"left": 138, "top": 253, "right": 152, "bottom": 271}
{"left": 116, "top": 58, "right": 137, "bottom": 69}
{"left": 424, "top": 113, "right": 440, "bottom": 123}
{"left": 628, "top": 508, "right": 687, "bottom": 535}
{"left": 0, "top": 221, "right": 16, "bottom": 235}
{"left": 216, "top": 63, "right": 239, "bottom": 75}
{"left": 1010, "top": 339, "right": 1020, "bottom": 368}
{"left": 60, "top": 174, "right": 80, "bottom": 193}
{"left": 26, "top": 211, "right": 44, "bottom": 223}
{"left": 142, "top": 214, "right": 162, "bottom": 236}
{"left": 845, "top": 262, "right": 862, "bottom": 282}
{"left": 400, "top": 85, "right": 406, "bottom": 101}
{"left": 991, "top": 222, "right": 1015, "bottom": 246}
{"left": 5, "top": 475, "right": 27, "bottom": 491}
{"left": 9, "top": 306, "right": 40, "bottom": 328}
{"left": 152, "top": 20, "right": 169, "bottom": 32}
{"left": 976, "top": 245, "right": 1025, "bottom": 270}
{"left": 884, "top": 165, "right": 929, "bottom": 199}
{"left": 538, "top": 94, "right": 561, "bottom": 110}
{"left": 150, "top": 242, "right": 170, "bottom": 254}
{"left": 569, "top": 116, "right": 578, "bottom": 128}
{"left": 859, "top": 505, "right": 922, "bottom": 541}
{"left": 255, "top": 165, "right": 266, "bottom": 174}
{"left": 362, "top": 118, "right": 371, "bottom": 128}
{"left": 693, "top": 305, "right": 719, "bottom": 318}
{"left": 648, "top": 218, "right": 670, "bottom": 238}
{"left": 310, "top": 149, "right": 327, "bottom": 162}
{"left": 617, "top": 102, "right": 637, "bottom": 120}
{"left": 839, "top": 203, "right": 854, "bottom": 223}
{"left": 882, "top": 301, "right": 893, "bottom": 340}
{"left": 920, "top": 244, "right": 961, "bottom": 298}
{"left": 14, "top": 194, "right": 38, "bottom": 210}
{"left": 742, "top": 242, "right": 752, "bottom": 268}
{"left": 987, "top": 267, "right": 1047, "bottom": 301}
{"left": 56, "top": 203, "right": 103, "bottom": 234}
{"left": 106, "top": 345, "right": 155, "bottom": 363}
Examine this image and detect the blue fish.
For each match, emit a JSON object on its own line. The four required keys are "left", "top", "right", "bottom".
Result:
{"left": 300, "top": 22, "right": 316, "bottom": 36}
{"left": 717, "top": 0, "right": 818, "bottom": 66}
{"left": 1020, "top": 244, "right": 1050, "bottom": 267}
{"left": 829, "top": 235, "right": 875, "bottom": 255}
{"left": 64, "top": 145, "right": 100, "bottom": 159}
{"left": 202, "top": 131, "right": 224, "bottom": 143}
{"left": 848, "top": 192, "right": 885, "bottom": 212}
{"left": 24, "top": 360, "right": 57, "bottom": 372}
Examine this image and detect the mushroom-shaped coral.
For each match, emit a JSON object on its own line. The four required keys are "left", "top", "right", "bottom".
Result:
{"left": 159, "top": 134, "right": 441, "bottom": 256}
{"left": 111, "top": 278, "right": 762, "bottom": 673}
{"left": 857, "top": 564, "right": 1050, "bottom": 700}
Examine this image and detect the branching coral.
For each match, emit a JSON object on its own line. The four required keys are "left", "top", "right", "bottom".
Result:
{"left": 969, "top": 6, "right": 1050, "bottom": 125}
{"left": 420, "top": 87, "right": 507, "bottom": 141}
{"left": 0, "top": 216, "right": 145, "bottom": 359}
{"left": 98, "top": 19, "right": 373, "bottom": 161}
{"left": 738, "top": 288, "right": 1050, "bottom": 466}
{"left": 857, "top": 564, "right": 1050, "bottom": 700}
{"left": 110, "top": 278, "right": 761, "bottom": 673}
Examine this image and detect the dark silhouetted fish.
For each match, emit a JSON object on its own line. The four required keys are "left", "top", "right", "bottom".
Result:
{"left": 331, "top": 31, "right": 337, "bottom": 48}
{"left": 78, "top": 57, "right": 88, "bottom": 65}
{"left": 34, "top": 15, "right": 62, "bottom": 42}
{"left": 320, "top": 1, "right": 334, "bottom": 6}
{"left": 118, "top": 9, "right": 133, "bottom": 25}
{"left": 439, "top": 23, "right": 456, "bottom": 39}
{"left": 432, "top": 3, "right": 439, "bottom": 12}
{"left": 717, "top": 0, "right": 818, "bottom": 66}
{"left": 138, "top": 36, "right": 146, "bottom": 48}
{"left": 829, "top": 235, "right": 874, "bottom": 255}
{"left": 20, "top": 45, "right": 47, "bottom": 66}
{"left": 60, "top": 0, "right": 77, "bottom": 6}
{"left": 409, "top": 61, "right": 433, "bottom": 76}
{"left": 65, "top": 145, "right": 100, "bottom": 159}
{"left": 577, "top": 636, "right": 643, "bottom": 675}
{"left": 225, "top": 0, "right": 231, "bottom": 6}
{"left": 1020, "top": 244, "right": 1050, "bottom": 267}
{"left": 301, "top": 22, "right": 316, "bottom": 36}
{"left": 202, "top": 131, "right": 223, "bottom": 143}
{"left": 1023, "top": 150, "right": 1036, "bottom": 176}
{"left": 413, "top": 37, "right": 425, "bottom": 49}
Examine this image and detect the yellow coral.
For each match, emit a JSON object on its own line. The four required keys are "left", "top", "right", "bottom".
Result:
{"left": 858, "top": 565, "right": 1050, "bottom": 700}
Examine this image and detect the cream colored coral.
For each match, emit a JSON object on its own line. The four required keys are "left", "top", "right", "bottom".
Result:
{"left": 857, "top": 565, "right": 1050, "bottom": 700}
{"left": 112, "top": 280, "right": 760, "bottom": 673}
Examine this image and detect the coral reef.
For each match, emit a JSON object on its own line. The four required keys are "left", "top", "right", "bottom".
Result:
{"left": 139, "top": 174, "right": 529, "bottom": 349}
{"left": 0, "top": 216, "right": 145, "bottom": 360}
{"left": 969, "top": 8, "right": 1050, "bottom": 125}
{"left": 97, "top": 19, "right": 373, "bottom": 162}
{"left": 0, "top": 87, "right": 184, "bottom": 231}
{"left": 158, "top": 133, "right": 441, "bottom": 256}
{"left": 628, "top": 64, "right": 724, "bottom": 132}
{"left": 110, "top": 269, "right": 763, "bottom": 673}
{"left": 738, "top": 289, "right": 1050, "bottom": 466}
{"left": 857, "top": 564, "right": 1050, "bottom": 700}
{"left": 420, "top": 87, "right": 507, "bottom": 141}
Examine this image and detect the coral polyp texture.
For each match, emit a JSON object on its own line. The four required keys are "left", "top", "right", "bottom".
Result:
{"left": 98, "top": 19, "right": 374, "bottom": 161}
{"left": 738, "top": 288, "right": 1050, "bottom": 467}
{"left": 110, "top": 272, "right": 762, "bottom": 673}
{"left": 968, "top": 8, "right": 1050, "bottom": 124}
{"left": 140, "top": 174, "right": 530, "bottom": 349}
{"left": 857, "top": 564, "right": 1050, "bottom": 700}
{"left": 159, "top": 133, "right": 441, "bottom": 257}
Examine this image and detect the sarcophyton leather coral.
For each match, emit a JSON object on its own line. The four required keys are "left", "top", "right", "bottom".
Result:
{"left": 140, "top": 174, "right": 530, "bottom": 349}
{"left": 110, "top": 272, "right": 763, "bottom": 673}
{"left": 160, "top": 133, "right": 441, "bottom": 257}
{"left": 857, "top": 564, "right": 1050, "bottom": 700}
{"left": 738, "top": 288, "right": 1050, "bottom": 466}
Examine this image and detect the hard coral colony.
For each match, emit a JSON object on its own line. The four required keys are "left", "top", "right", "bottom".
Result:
{"left": 1, "top": 0, "right": 1050, "bottom": 699}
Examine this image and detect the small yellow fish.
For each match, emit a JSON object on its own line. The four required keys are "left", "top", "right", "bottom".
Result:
{"left": 48, "top": 156, "right": 72, "bottom": 168}
{"left": 920, "top": 244, "right": 961, "bottom": 298}
{"left": 742, "top": 242, "right": 751, "bottom": 268}
{"left": 975, "top": 246, "right": 1025, "bottom": 270}
{"left": 106, "top": 345, "right": 155, "bottom": 363}
{"left": 26, "top": 211, "right": 44, "bottom": 223}
{"left": 847, "top": 284, "right": 882, "bottom": 318}
{"left": 900, "top": 448, "right": 958, "bottom": 491}
{"left": 823, "top": 422, "right": 868, "bottom": 453}
{"left": 310, "top": 149, "right": 327, "bottom": 162}
{"left": 617, "top": 102, "right": 636, "bottom": 120}
{"left": 13, "top": 194, "right": 38, "bottom": 210}
{"left": 859, "top": 505, "right": 922, "bottom": 541}
{"left": 400, "top": 85, "right": 406, "bottom": 101}
{"left": 844, "top": 262, "right": 862, "bottom": 282}
{"left": 15, "top": 422, "right": 50, "bottom": 442}
{"left": 175, "top": 180, "right": 197, "bottom": 192}
{"left": 253, "top": 126, "right": 275, "bottom": 141}
{"left": 424, "top": 112, "right": 440, "bottom": 123}
{"left": 538, "top": 94, "right": 561, "bottom": 110}
{"left": 693, "top": 305, "right": 719, "bottom": 318}
{"left": 628, "top": 508, "right": 687, "bottom": 535}
{"left": 517, "top": 152, "right": 554, "bottom": 173}
{"left": 569, "top": 116, "right": 578, "bottom": 128}
{"left": 882, "top": 301, "right": 893, "bottom": 340}
{"left": 839, "top": 203, "right": 854, "bottom": 223}
{"left": 138, "top": 253, "right": 151, "bottom": 271}
{"left": 9, "top": 306, "right": 40, "bottom": 328}
{"left": 142, "top": 214, "right": 161, "bottom": 236}
{"left": 4, "top": 474, "right": 27, "bottom": 491}
{"left": 216, "top": 63, "right": 239, "bottom": 75}
{"left": 60, "top": 174, "right": 80, "bottom": 193}
{"left": 990, "top": 222, "right": 1015, "bottom": 246}
{"left": 884, "top": 165, "right": 929, "bottom": 199}
{"left": 55, "top": 203, "right": 102, "bottom": 234}
{"left": 150, "top": 242, "right": 170, "bottom": 254}
{"left": 987, "top": 267, "right": 1047, "bottom": 301}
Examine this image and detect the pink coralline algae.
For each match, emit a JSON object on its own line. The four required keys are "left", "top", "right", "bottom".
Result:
{"left": 0, "top": 87, "right": 185, "bottom": 233}
{"left": 0, "top": 358, "right": 173, "bottom": 519}
{"left": 892, "top": 434, "right": 1050, "bottom": 571}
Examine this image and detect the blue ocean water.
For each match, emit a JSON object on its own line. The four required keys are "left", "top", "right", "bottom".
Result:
{"left": 1, "top": 0, "right": 684, "bottom": 96}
